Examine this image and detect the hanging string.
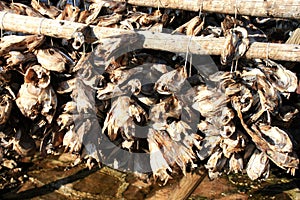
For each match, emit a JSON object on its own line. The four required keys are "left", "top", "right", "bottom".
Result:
{"left": 0, "top": 11, "right": 8, "bottom": 38}
{"left": 234, "top": 0, "right": 239, "bottom": 28}
{"left": 184, "top": 0, "right": 205, "bottom": 77}
{"left": 266, "top": 42, "right": 270, "bottom": 66}
{"left": 184, "top": 36, "right": 193, "bottom": 76}
{"left": 38, "top": 18, "right": 46, "bottom": 35}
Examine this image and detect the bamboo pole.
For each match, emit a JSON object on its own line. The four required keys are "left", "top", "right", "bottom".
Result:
{"left": 116, "top": 0, "right": 300, "bottom": 19}
{"left": 0, "top": 11, "right": 300, "bottom": 62}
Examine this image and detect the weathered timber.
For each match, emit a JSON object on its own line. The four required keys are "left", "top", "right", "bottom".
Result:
{"left": 115, "top": 0, "right": 300, "bottom": 19}
{"left": 146, "top": 169, "right": 206, "bottom": 200}
{"left": 1, "top": 11, "right": 300, "bottom": 62}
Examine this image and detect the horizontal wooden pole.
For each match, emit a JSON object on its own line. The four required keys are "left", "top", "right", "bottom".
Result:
{"left": 0, "top": 11, "right": 300, "bottom": 62}
{"left": 116, "top": 0, "right": 300, "bottom": 19}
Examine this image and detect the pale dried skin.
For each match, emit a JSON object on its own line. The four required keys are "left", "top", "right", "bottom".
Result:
{"left": 103, "top": 96, "right": 146, "bottom": 141}
{"left": 149, "top": 129, "right": 196, "bottom": 177}
{"left": 97, "top": 13, "right": 122, "bottom": 27}
{"left": 173, "top": 16, "right": 204, "bottom": 36}
{"left": 252, "top": 123, "right": 293, "bottom": 153}
{"left": 236, "top": 106, "right": 299, "bottom": 175}
{"left": 57, "top": 4, "right": 80, "bottom": 21}
{"left": 96, "top": 82, "right": 122, "bottom": 100}
{"left": 63, "top": 125, "right": 82, "bottom": 152}
{"left": 230, "top": 85, "right": 253, "bottom": 113}
{"left": 149, "top": 95, "right": 182, "bottom": 130}
{"left": 36, "top": 48, "right": 73, "bottom": 72}
{"left": 0, "top": 35, "right": 45, "bottom": 56}
{"left": 197, "top": 120, "right": 220, "bottom": 136}
{"left": 11, "top": 3, "right": 44, "bottom": 17}
{"left": 0, "top": 94, "right": 12, "bottom": 125}
{"left": 31, "top": 0, "right": 61, "bottom": 19}
{"left": 166, "top": 120, "right": 192, "bottom": 142}
{"left": 196, "top": 134, "right": 221, "bottom": 160}
{"left": 246, "top": 150, "right": 270, "bottom": 180}
{"left": 221, "top": 26, "right": 250, "bottom": 65}
{"left": 205, "top": 148, "right": 227, "bottom": 179}
{"left": 84, "top": 2, "right": 105, "bottom": 24}
{"left": 110, "top": 67, "right": 143, "bottom": 85}
{"left": 154, "top": 67, "right": 187, "bottom": 95}
{"left": 148, "top": 129, "right": 172, "bottom": 185}
{"left": 259, "top": 60, "right": 298, "bottom": 94}
{"left": 16, "top": 83, "right": 57, "bottom": 123}
{"left": 5, "top": 51, "right": 36, "bottom": 67}
{"left": 192, "top": 85, "right": 229, "bottom": 118}
{"left": 220, "top": 131, "right": 247, "bottom": 158}
{"left": 229, "top": 153, "right": 243, "bottom": 174}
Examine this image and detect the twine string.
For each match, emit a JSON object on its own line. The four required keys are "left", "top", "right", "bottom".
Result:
{"left": 0, "top": 11, "right": 8, "bottom": 38}
{"left": 38, "top": 18, "right": 46, "bottom": 35}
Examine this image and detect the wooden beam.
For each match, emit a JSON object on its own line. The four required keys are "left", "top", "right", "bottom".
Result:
{"left": 0, "top": 11, "right": 300, "bottom": 62}
{"left": 116, "top": 0, "right": 300, "bottom": 19}
{"left": 146, "top": 169, "right": 207, "bottom": 200}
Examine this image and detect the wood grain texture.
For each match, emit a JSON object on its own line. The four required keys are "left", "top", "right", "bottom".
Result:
{"left": 116, "top": 0, "right": 300, "bottom": 19}
{"left": 1, "top": 11, "right": 300, "bottom": 62}
{"left": 146, "top": 169, "right": 207, "bottom": 200}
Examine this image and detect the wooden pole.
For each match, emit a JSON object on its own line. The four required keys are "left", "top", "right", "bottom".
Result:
{"left": 116, "top": 0, "right": 300, "bottom": 19}
{"left": 0, "top": 11, "right": 300, "bottom": 62}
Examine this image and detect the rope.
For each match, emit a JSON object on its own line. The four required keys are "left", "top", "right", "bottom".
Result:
{"left": 38, "top": 18, "right": 46, "bottom": 35}
{"left": 234, "top": 0, "right": 239, "bottom": 28}
{"left": 0, "top": 11, "right": 8, "bottom": 38}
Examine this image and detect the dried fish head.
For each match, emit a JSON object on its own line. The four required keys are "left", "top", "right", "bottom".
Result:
{"left": 31, "top": 0, "right": 61, "bottom": 19}
{"left": 24, "top": 64, "right": 50, "bottom": 88}
{"left": 246, "top": 149, "right": 270, "bottom": 180}
{"left": 166, "top": 120, "right": 192, "bottom": 142}
{"left": 148, "top": 129, "right": 172, "bottom": 185}
{"left": 220, "top": 107, "right": 235, "bottom": 125}
{"left": 252, "top": 123, "right": 293, "bottom": 153}
{"left": 0, "top": 94, "right": 13, "bottom": 125}
{"left": 57, "top": 4, "right": 80, "bottom": 21}
{"left": 139, "top": 10, "right": 162, "bottom": 26}
{"left": 103, "top": 96, "right": 146, "bottom": 141}
{"left": 173, "top": 16, "right": 204, "bottom": 36}
{"left": 220, "top": 131, "right": 247, "bottom": 158}
{"left": 220, "top": 121, "right": 236, "bottom": 138}
{"left": 149, "top": 95, "right": 182, "bottom": 129}
{"left": 231, "top": 85, "right": 253, "bottom": 113}
{"left": 6, "top": 51, "right": 36, "bottom": 67}
{"left": 192, "top": 85, "right": 229, "bottom": 118}
{"left": 228, "top": 153, "right": 243, "bottom": 174}
{"left": 36, "top": 48, "right": 73, "bottom": 72}
{"left": 221, "top": 26, "right": 250, "bottom": 65}
{"left": 16, "top": 83, "right": 57, "bottom": 123}
{"left": 13, "top": 129, "right": 36, "bottom": 157}
{"left": 0, "top": 35, "right": 45, "bottom": 56}
{"left": 259, "top": 60, "right": 298, "bottom": 94}
{"left": 154, "top": 67, "right": 187, "bottom": 95}
{"left": 256, "top": 75, "right": 280, "bottom": 114}
{"left": 205, "top": 148, "right": 227, "bottom": 179}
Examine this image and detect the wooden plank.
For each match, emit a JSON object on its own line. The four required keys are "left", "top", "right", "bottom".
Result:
{"left": 286, "top": 28, "right": 300, "bottom": 45}
{"left": 146, "top": 168, "right": 207, "bottom": 200}
{"left": 0, "top": 11, "right": 300, "bottom": 62}
{"left": 115, "top": 0, "right": 300, "bottom": 19}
